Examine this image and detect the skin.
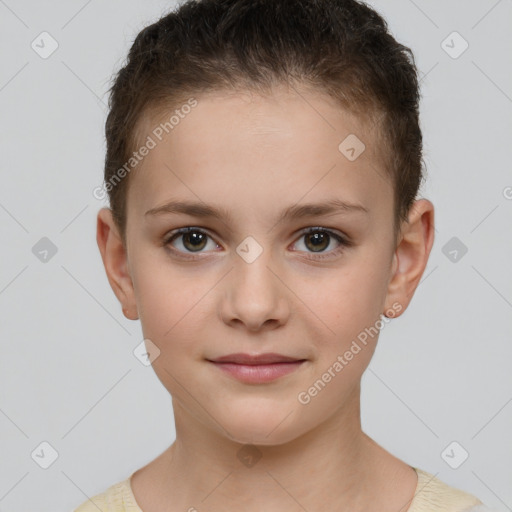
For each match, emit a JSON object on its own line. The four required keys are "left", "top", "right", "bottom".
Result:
{"left": 97, "top": 83, "right": 435, "bottom": 512}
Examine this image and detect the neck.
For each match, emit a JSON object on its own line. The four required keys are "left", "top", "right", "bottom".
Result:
{"left": 148, "top": 385, "right": 406, "bottom": 512}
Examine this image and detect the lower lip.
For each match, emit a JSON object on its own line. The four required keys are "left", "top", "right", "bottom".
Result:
{"left": 209, "top": 361, "right": 305, "bottom": 383}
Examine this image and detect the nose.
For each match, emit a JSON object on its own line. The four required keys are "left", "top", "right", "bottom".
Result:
{"left": 219, "top": 248, "right": 290, "bottom": 332}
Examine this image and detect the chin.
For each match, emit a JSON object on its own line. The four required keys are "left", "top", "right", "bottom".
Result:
{"left": 214, "top": 400, "right": 305, "bottom": 447}
{"left": 224, "top": 425, "right": 301, "bottom": 448}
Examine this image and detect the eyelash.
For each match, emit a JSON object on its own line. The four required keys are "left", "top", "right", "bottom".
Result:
{"left": 163, "top": 226, "right": 353, "bottom": 261}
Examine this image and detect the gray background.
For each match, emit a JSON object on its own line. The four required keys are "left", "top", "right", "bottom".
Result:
{"left": 0, "top": 1, "right": 511, "bottom": 511}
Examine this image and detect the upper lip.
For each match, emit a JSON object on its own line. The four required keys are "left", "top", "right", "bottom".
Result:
{"left": 208, "top": 353, "right": 305, "bottom": 365}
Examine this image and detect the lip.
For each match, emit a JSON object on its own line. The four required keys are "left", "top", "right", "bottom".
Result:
{"left": 209, "top": 352, "right": 304, "bottom": 364}
{"left": 207, "top": 353, "right": 307, "bottom": 384}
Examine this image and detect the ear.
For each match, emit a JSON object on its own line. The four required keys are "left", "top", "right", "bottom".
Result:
{"left": 96, "top": 208, "right": 139, "bottom": 320}
{"left": 383, "top": 198, "right": 435, "bottom": 318}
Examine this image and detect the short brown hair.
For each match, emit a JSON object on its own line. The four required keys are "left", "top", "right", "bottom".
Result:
{"left": 103, "top": 0, "right": 425, "bottom": 247}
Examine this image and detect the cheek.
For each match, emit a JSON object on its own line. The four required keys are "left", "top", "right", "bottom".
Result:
{"left": 321, "top": 263, "right": 386, "bottom": 320}
{"left": 296, "top": 255, "right": 390, "bottom": 353}
{"left": 130, "top": 253, "right": 211, "bottom": 343}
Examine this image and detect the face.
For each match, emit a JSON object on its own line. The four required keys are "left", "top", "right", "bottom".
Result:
{"left": 101, "top": 85, "right": 421, "bottom": 446}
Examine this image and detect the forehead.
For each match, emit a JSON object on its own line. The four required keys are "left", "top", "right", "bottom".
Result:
{"left": 127, "top": 85, "right": 392, "bottom": 227}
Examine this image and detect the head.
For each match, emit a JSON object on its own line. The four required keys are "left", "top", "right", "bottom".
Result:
{"left": 97, "top": 0, "right": 434, "bottom": 446}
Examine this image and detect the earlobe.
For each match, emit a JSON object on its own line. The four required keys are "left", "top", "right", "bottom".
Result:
{"left": 96, "top": 208, "right": 139, "bottom": 320}
{"left": 383, "top": 199, "right": 435, "bottom": 317}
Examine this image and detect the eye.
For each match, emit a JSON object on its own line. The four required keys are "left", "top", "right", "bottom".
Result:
{"left": 291, "top": 227, "right": 352, "bottom": 259}
{"left": 164, "top": 227, "right": 220, "bottom": 259}
{"left": 163, "top": 226, "right": 352, "bottom": 261}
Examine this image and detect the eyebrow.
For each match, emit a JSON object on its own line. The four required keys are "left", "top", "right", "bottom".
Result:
{"left": 145, "top": 198, "right": 369, "bottom": 224}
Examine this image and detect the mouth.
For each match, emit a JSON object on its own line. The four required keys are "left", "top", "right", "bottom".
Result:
{"left": 206, "top": 353, "right": 307, "bottom": 384}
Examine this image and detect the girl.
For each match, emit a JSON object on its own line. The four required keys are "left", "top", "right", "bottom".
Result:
{"left": 76, "top": 1, "right": 493, "bottom": 510}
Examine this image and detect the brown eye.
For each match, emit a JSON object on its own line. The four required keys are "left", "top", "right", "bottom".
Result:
{"left": 304, "top": 231, "right": 330, "bottom": 252}
{"left": 165, "top": 227, "right": 219, "bottom": 256}
{"left": 292, "top": 227, "right": 351, "bottom": 260}
{"left": 181, "top": 230, "right": 208, "bottom": 252}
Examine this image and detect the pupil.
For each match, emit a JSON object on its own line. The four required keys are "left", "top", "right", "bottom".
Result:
{"left": 184, "top": 232, "right": 206, "bottom": 251}
{"left": 307, "top": 232, "right": 328, "bottom": 252}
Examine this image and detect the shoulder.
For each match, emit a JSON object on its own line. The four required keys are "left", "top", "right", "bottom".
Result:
{"left": 409, "top": 467, "right": 487, "bottom": 512}
{"left": 73, "top": 476, "right": 141, "bottom": 512}
{"left": 464, "top": 507, "right": 500, "bottom": 512}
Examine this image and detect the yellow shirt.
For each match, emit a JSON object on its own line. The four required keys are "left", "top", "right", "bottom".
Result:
{"left": 73, "top": 467, "right": 486, "bottom": 512}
